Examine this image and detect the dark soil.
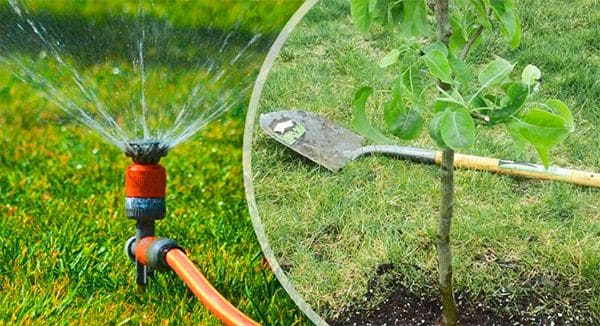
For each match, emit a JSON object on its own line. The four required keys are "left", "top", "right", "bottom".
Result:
{"left": 328, "top": 264, "right": 596, "bottom": 326}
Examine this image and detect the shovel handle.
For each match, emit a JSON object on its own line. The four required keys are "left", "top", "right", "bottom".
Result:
{"left": 435, "top": 152, "right": 600, "bottom": 188}
{"left": 350, "top": 145, "right": 436, "bottom": 163}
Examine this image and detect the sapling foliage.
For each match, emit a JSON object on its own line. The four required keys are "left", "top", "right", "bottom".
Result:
{"left": 348, "top": 0, "right": 574, "bottom": 324}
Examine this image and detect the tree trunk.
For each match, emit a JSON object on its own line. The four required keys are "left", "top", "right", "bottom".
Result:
{"left": 437, "top": 148, "right": 458, "bottom": 325}
{"left": 434, "top": 1, "right": 459, "bottom": 325}
{"left": 435, "top": 0, "right": 452, "bottom": 45}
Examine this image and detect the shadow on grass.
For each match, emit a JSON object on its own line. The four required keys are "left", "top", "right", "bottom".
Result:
{"left": 0, "top": 8, "right": 275, "bottom": 69}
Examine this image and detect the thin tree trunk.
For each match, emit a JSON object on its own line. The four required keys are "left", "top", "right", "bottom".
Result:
{"left": 435, "top": 1, "right": 459, "bottom": 325}
{"left": 435, "top": 0, "right": 452, "bottom": 45}
{"left": 437, "top": 148, "right": 458, "bottom": 325}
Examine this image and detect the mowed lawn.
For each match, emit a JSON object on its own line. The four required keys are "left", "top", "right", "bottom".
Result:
{"left": 252, "top": 0, "right": 599, "bottom": 321}
{"left": 0, "top": 1, "right": 310, "bottom": 325}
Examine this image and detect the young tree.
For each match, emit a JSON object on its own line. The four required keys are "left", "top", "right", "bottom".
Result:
{"left": 349, "top": 0, "right": 574, "bottom": 324}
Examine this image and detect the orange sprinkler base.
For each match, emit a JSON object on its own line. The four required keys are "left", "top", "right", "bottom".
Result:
{"left": 125, "top": 164, "right": 167, "bottom": 198}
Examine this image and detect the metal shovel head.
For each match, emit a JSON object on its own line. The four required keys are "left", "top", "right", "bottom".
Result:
{"left": 259, "top": 110, "right": 364, "bottom": 171}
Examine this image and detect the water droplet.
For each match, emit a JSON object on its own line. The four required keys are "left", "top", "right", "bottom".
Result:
{"left": 218, "top": 201, "right": 224, "bottom": 206}
{"left": 76, "top": 164, "right": 82, "bottom": 169}
{"left": 38, "top": 51, "right": 47, "bottom": 59}
{"left": 187, "top": 173, "right": 192, "bottom": 178}
{"left": 112, "top": 67, "right": 120, "bottom": 75}
{"left": 211, "top": 147, "right": 217, "bottom": 153}
{"left": 92, "top": 148, "right": 99, "bottom": 154}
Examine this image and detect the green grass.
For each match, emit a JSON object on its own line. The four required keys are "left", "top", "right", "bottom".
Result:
{"left": 0, "top": 1, "right": 310, "bottom": 324}
{"left": 252, "top": 0, "right": 599, "bottom": 321}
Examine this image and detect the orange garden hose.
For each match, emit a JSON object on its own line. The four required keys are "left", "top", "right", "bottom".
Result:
{"left": 134, "top": 236, "right": 259, "bottom": 326}
{"left": 166, "top": 249, "right": 260, "bottom": 326}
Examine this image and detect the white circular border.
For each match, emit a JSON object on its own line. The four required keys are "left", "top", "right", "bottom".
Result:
{"left": 242, "top": 0, "right": 327, "bottom": 325}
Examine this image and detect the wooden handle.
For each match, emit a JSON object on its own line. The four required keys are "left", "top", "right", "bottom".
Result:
{"left": 434, "top": 152, "right": 600, "bottom": 188}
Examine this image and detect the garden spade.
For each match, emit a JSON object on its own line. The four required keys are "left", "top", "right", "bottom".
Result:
{"left": 259, "top": 110, "right": 600, "bottom": 188}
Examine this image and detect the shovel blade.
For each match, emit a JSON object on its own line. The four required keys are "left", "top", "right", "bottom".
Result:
{"left": 259, "top": 111, "right": 364, "bottom": 171}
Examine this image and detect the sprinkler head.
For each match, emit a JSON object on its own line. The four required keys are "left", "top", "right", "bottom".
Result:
{"left": 125, "top": 164, "right": 167, "bottom": 220}
{"left": 125, "top": 140, "right": 169, "bottom": 164}
{"left": 123, "top": 144, "right": 169, "bottom": 286}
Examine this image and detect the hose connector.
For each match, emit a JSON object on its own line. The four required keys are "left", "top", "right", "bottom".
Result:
{"left": 128, "top": 236, "right": 184, "bottom": 272}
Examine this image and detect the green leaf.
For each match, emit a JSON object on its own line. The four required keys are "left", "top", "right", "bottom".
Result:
{"left": 384, "top": 80, "right": 405, "bottom": 121}
{"left": 384, "top": 95, "right": 424, "bottom": 140}
{"left": 435, "top": 88, "right": 468, "bottom": 112}
{"left": 446, "top": 88, "right": 467, "bottom": 105}
{"left": 434, "top": 98, "right": 466, "bottom": 113}
{"left": 449, "top": 33, "right": 466, "bottom": 57}
{"left": 428, "top": 112, "right": 447, "bottom": 148}
{"left": 510, "top": 108, "right": 572, "bottom": 168}
{"left": 351, "top": 86, "right": 394, "bottom": 144}
{"left": 516, "top": 109, "right": 569, "bottom": 147}
{"left": 490, "top": 0, "right": 521, "bottom": 48}
{"left": 487, "top": 82, "right": 528, "bottom": 124}
{"left": 510, "top": 15, "right": 522, "bottom": 48}
{"left": 384, "top": 81, "right": 405, "bottom": 124}
{"left": 535, "top": 147, "right": 551, "bottom": 169}
{"left": 546, "top": 99, "right": 574, "bottom": 131}
{"left": 423, "top": 50, "right": 453, "bottom": 84}
{"left": 449, "top": 55, "right": 471, "bottom": 85}
{"left": 394, "top": 109, "right": 423, "bottom": 139}
{"left": 401, "top": 0, "right": 429, "bottom": 36}
{"left": 389, "top": 1, "right": 404, "bottom": 24}
{"left": 506, "top": 122, "right": 526, "bottom": 156}
{"left": 484, "top": 93, "right": 501, "bottom": 106}
{"left": 449, "top": 16, "right": 467, "bottom": 55}
{"left": 470, "top": 0, "right": 492, "bottom": 29}
{"left": 471, "top": 95, "right": 490, "bottom": 110}
{"left": 370, "top": 0, "right": 389, "bottom": 24}
{"left": 440, "top": 107, "right": 476, "bottom": 150}
{"left": 424, "top": 41, "right": 449, "bottom": 57}
{"left": 521, "top": 64, "right": 541, "bottom": 85}
{"left": 379, "top": 49, "right": 401, "bottom": 68}
{"left": 385, "top": 79, "right": 421, "bottom": 135}
{"left": 478, "top": 57, "right": 515, "bottom": 87}
{"left": 351, "top": 0, "right": 371, "bottom": 33}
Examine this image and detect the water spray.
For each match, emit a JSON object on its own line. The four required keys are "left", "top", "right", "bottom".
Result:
{"left": 122, "top": 141, "right": 258, "bottom": 325}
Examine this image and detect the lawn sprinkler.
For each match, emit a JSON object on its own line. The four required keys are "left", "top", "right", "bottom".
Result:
{"left": 123, "top": 141, "right": 258, "bottom": 326}
{"left": 123, "top": 141, "right": 169, "bottom": 285}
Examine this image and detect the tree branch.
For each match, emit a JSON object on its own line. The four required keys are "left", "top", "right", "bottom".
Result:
{"left": 459, "top": 25, "right": 484, "bottom": 60}
{"left": 471, "top": 111, "right": 490, "bottom": 124}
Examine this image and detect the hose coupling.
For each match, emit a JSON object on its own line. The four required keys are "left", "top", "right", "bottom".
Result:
{"left": 126, "top": 236, "right": 184, "bottom": 272}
